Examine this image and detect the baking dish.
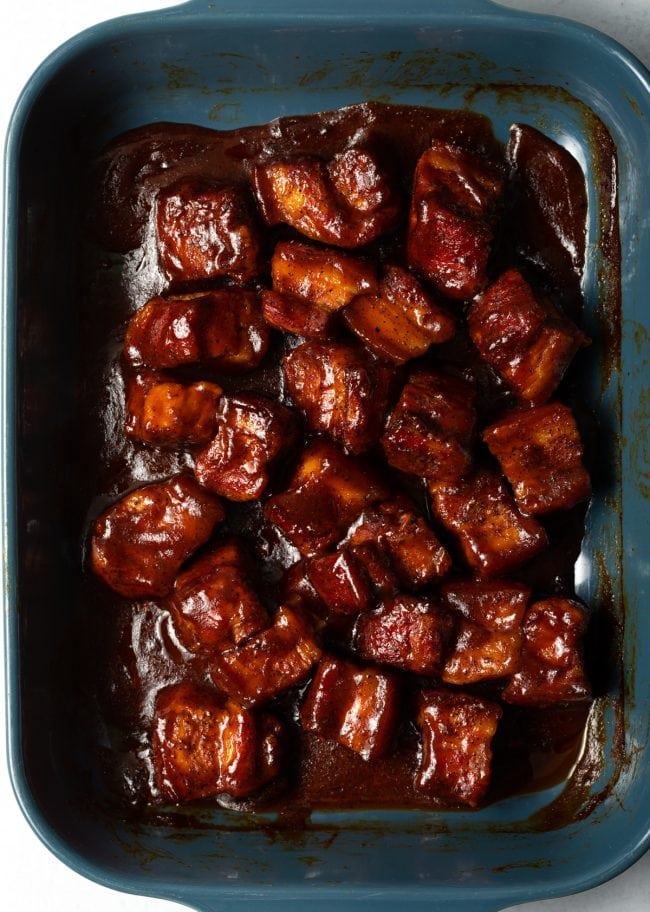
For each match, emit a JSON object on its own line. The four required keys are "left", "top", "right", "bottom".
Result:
{"left": 3, "top": 0, "right": 649, "bottom": 909}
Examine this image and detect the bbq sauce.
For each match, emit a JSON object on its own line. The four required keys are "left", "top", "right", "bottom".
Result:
{"left": 83, "top": 102, "right": 592, "bottom": 813}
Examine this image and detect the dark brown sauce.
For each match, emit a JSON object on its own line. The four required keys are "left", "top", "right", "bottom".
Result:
{"left": 82, "top": 102, "right": 594, "bottom": 815}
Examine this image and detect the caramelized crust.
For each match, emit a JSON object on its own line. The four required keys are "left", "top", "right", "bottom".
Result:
{"left": 356, "top": 595, "right": 453, "bottom": 675}
{"left": 382, "top": 369, "right": 476, "bottom": 483}
{"left": 301, "top": 656, "right": 399, "bottom": 760}
{"left": 482, "top": 402, "right": 591, "bottom": 514}
{"left": 306, "top": 550, "right": 373, "bottom": 615}
{"left": 272, "top": 241, "right": 377, "bottom": 312}
{"left": 408, "top": 141, "right": 503, "bottom": 300}
{"left": 124, "top": 290, "right": 269, "bottom": 372}
{"left": 125, "top": 369, "right": 222, "bottom": 447}
{"left": 416, "top": 689, "right": 502, "bottom": 807}
{"left": 152, "top": 682, "right": 282, "bottom": 801}
{"left": 264, "top": 440, "right": 389, "bottom": 557}
{"left": 167, "top": 539, "right": 268, "bottom": 653}
{"left": 429, "top": 470, "right": 548, "bottom": 576}
{"left": 283, "top": 340, "right": 394, "bottom": 454}
{"left": 253, "top": 146, "right": 400, "bottom": 248}
{"left": 210, "top": 606, "right": 322, "bottom": 707}
{"left": 91, "top": 475, "right": 225, "bottom": 598}
{"left": 468, "top": 269, "right": 588, "bottom": 404}
{"left": 261, "top": 289, "right": 335, "bottom": 339}
{"left": 194, "top": 393, "right": 297, "bottom": 501}
{"left": 502, "top": 598, "right": 590, "bottom": 706}
{"left": 156, "top": 180, "right": 261, "bottom": 283}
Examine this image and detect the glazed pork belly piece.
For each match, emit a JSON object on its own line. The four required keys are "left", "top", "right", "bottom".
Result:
{"left": 482, "top": 402, "right": 591, "bottom": 515}
{"left": 468, "top": 268, "right": 588, "bottom": 404}
{"left": 502, "top": 598, "right": 590, "bottom": 706}
{"left": 382, "top": 369, "right": 476, "bottom": 483}
{"left": 407, "top": 140, "right": 503, "bottom": 300}
{"left": 300, "top": 656, "right": 399, "bottom": 760}
{"left": 440, "top": 579, "right": 530, "bottom": 684}
{"left": 125, "top": 369, "right": 222, "bottom": 447}
{"left": 264, "top": 440, "right": 389, "bottom": 557}
{"left": 355, "top": 594, "right": 453, "bottom": 676}
{"left": 416, "top": 690, "right": 502, "bottom": 807}
{"left": 429, "top": 470, "right": 548, "bottom": 576}
{"left": 344, "top": 265, "right": 455, "bottom": 364}
{"left": 152, "top": 683, "right": 282, "bottom": 802}
{"left": 346, "top": 497, "right": 452, "bottom": 589}
{"left": 167, "top": 539, "right": 268, "bottom": 653}
{"left": 306, "top": 550, "right": 373, "bottom": 615}
{"left": 253, "top": 145, "right": 400, "bottom": 248}
{"left": 124, "top": 289, "right": 269, "bottom": 372}
{"left": 272, "top": 240, "right": 377, "bottom": 312}
{"left": 194, "top": 393, "right": 298, "bottom": 501}
{"left": 156, "top": 179, "right": 261, "bottom": 284}
{"left": 210, "top": 606, "right": 321, "bottom": 707}
{"left": 283, "top": 340, "right": 394, "bottom": 454}
{"left": 91, "top": 475, "right": 225, "bottom": 598}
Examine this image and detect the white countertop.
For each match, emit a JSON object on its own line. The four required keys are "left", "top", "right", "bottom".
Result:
{"left": 1, "top": 1, "right": 649, "bottom": 910}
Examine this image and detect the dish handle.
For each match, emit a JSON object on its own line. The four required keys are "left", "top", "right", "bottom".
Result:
{"left": 185, "top": 896, "right": 506, "bottom": 912}
{"left": 168, "top": 0, "right": 507, "bottom": 17}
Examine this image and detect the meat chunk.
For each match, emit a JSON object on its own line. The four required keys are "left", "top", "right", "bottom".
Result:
{"left": 210, "top": 606, "right": 321, "bottom": 707}
{"left": 429, "top": 470, "right": 548, "bottom": 576}
{"left": 344, "top": 265, "right": 455, "bottom": 364}
{"left": 194, "top": 393, "right": 298, "bottom": 501}
{"left": 152, "top": 683, "right": 281, "bottom": 802}
{"left": 156, "top": 180, "right": 261, "bottom": 284}
{"left": 468, "top": 269, "right": 588, "bottom": 404}
{"left": 382, "top": 370, "right": 476, "bottom": 483}
{"left": 253, "top": 146, "right": 400, "bottom": 248}
{"left": 125, "top": 369, "right": 222, "bottom": 447}
{"left": 502, "top": 598, "right": 590, "bottom": 705}
{"left": 264, "top": 440, "right": 389, "bottom": 557}
{"left": 408, "top": 141, "right": 503, "bottom": 300}
{"left": 301, "top": 656, "right": 399, "bottom": 760}
{"left": 167, "top": 539, "right": 268, "bottom": 653}
{"left": 272, "top": 241, "right": 377, "bottom": 313}
{"left": 283, "top": 340, "right": 394, "bottom": 454}
{"left": 482, "top": 402, "right": 591, "bottom": 514}
{"left": 91, "top": 475, "right": 225, "bottom": 598}
{"left": 356, "top": 595, "right": 453, "bottom": 675}
{"left": 346, "top": 498, "right": 451, "bottom": 588}
{"left": 416, "top": 690, "right": 502, "bottom": 807}
{"left": 306, "top": 550, "right": 372, "bottom": 615}
{"left": 261, "top": 289, "right": 335, "bottom": 339}
{"left": 440, "top": 579, "right": 530, "bottom": 684}
{"left": 124, "top": 290, "right": 269, "bottom": 373}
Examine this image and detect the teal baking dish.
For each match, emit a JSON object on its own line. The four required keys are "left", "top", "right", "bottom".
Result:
{"left": 3, "top": 1, "right": 649, "bottom": 910}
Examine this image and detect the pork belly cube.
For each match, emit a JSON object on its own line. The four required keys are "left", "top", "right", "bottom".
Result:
{"left": 346, "top": 541, "right": 399, "bottom": 598}
{"left": 468, "top": 269, "right": 588, "bottom": 404}
{"left": 408, "top": 141, "right": 503, "bottom": 300}
{"left": 156, "top": 180, "right": 261, "bottom": 284}
{"left": 344, "top": 265, "right": 456, "bottom": 364}
{"left": 91, "top": 475, "right": 225, "bottom": 598}
{"left": 502, "top": 598, "right": 590, "bottom": 706}
{"left": 430, "top": 470, "right": 548, "bottom": 576}
{"left": 440, "top": 579, "right": 530, "bottom": 684}
{"left": 300, "top": 656, "right": 399, "bottom": 760}
{"left": 194, "top": 393, "right": 297, "bottom": 501}
{"left": 347, "top": 497, "right": 452, "bottom": 588}
{"left": 210, "top": 606, "right": 321, "bottom": 707}
{"left": 483, "top": 402, "right": 591, "bottom": 514}
{"left": 125, "top": 369, "right": 222, "bottom": 447}
{"left": 283, "top": 340, "right": 394, "bottom": 454}
{"left": 124, "top": 290, "right": 269, "bottom": 373}
{"left": 167, "top": 539, "right": 268, "bottom": 653}
{"left": 272, "top": 241, "right": 377, "bottom": 312}
{"left": 416, "top": 690, "right": 502, "bottom": 807}
{"left": 261, "top": 290, "right": 335, "bottom": 339}
{"left": 356, "top": 595, "right": 453, "bottom": 675}
{"left": 253, "top": 146, "right": 400, "bottom": 248}
{"left": 382, "top": 370, "right": 476, "bottom": 483}
{"left": 264, "top": 440, "right": 389, "bottom": 557}
{"left": 306, "top": 550, "right": 372, "bottom": 615}
{"left": 152, "top": 683, "right": 281, "bottom": 802}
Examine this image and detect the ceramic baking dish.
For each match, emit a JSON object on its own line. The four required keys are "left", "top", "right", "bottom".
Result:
{"left": 3, "top": 1, "right": 650, "bottom": 909}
